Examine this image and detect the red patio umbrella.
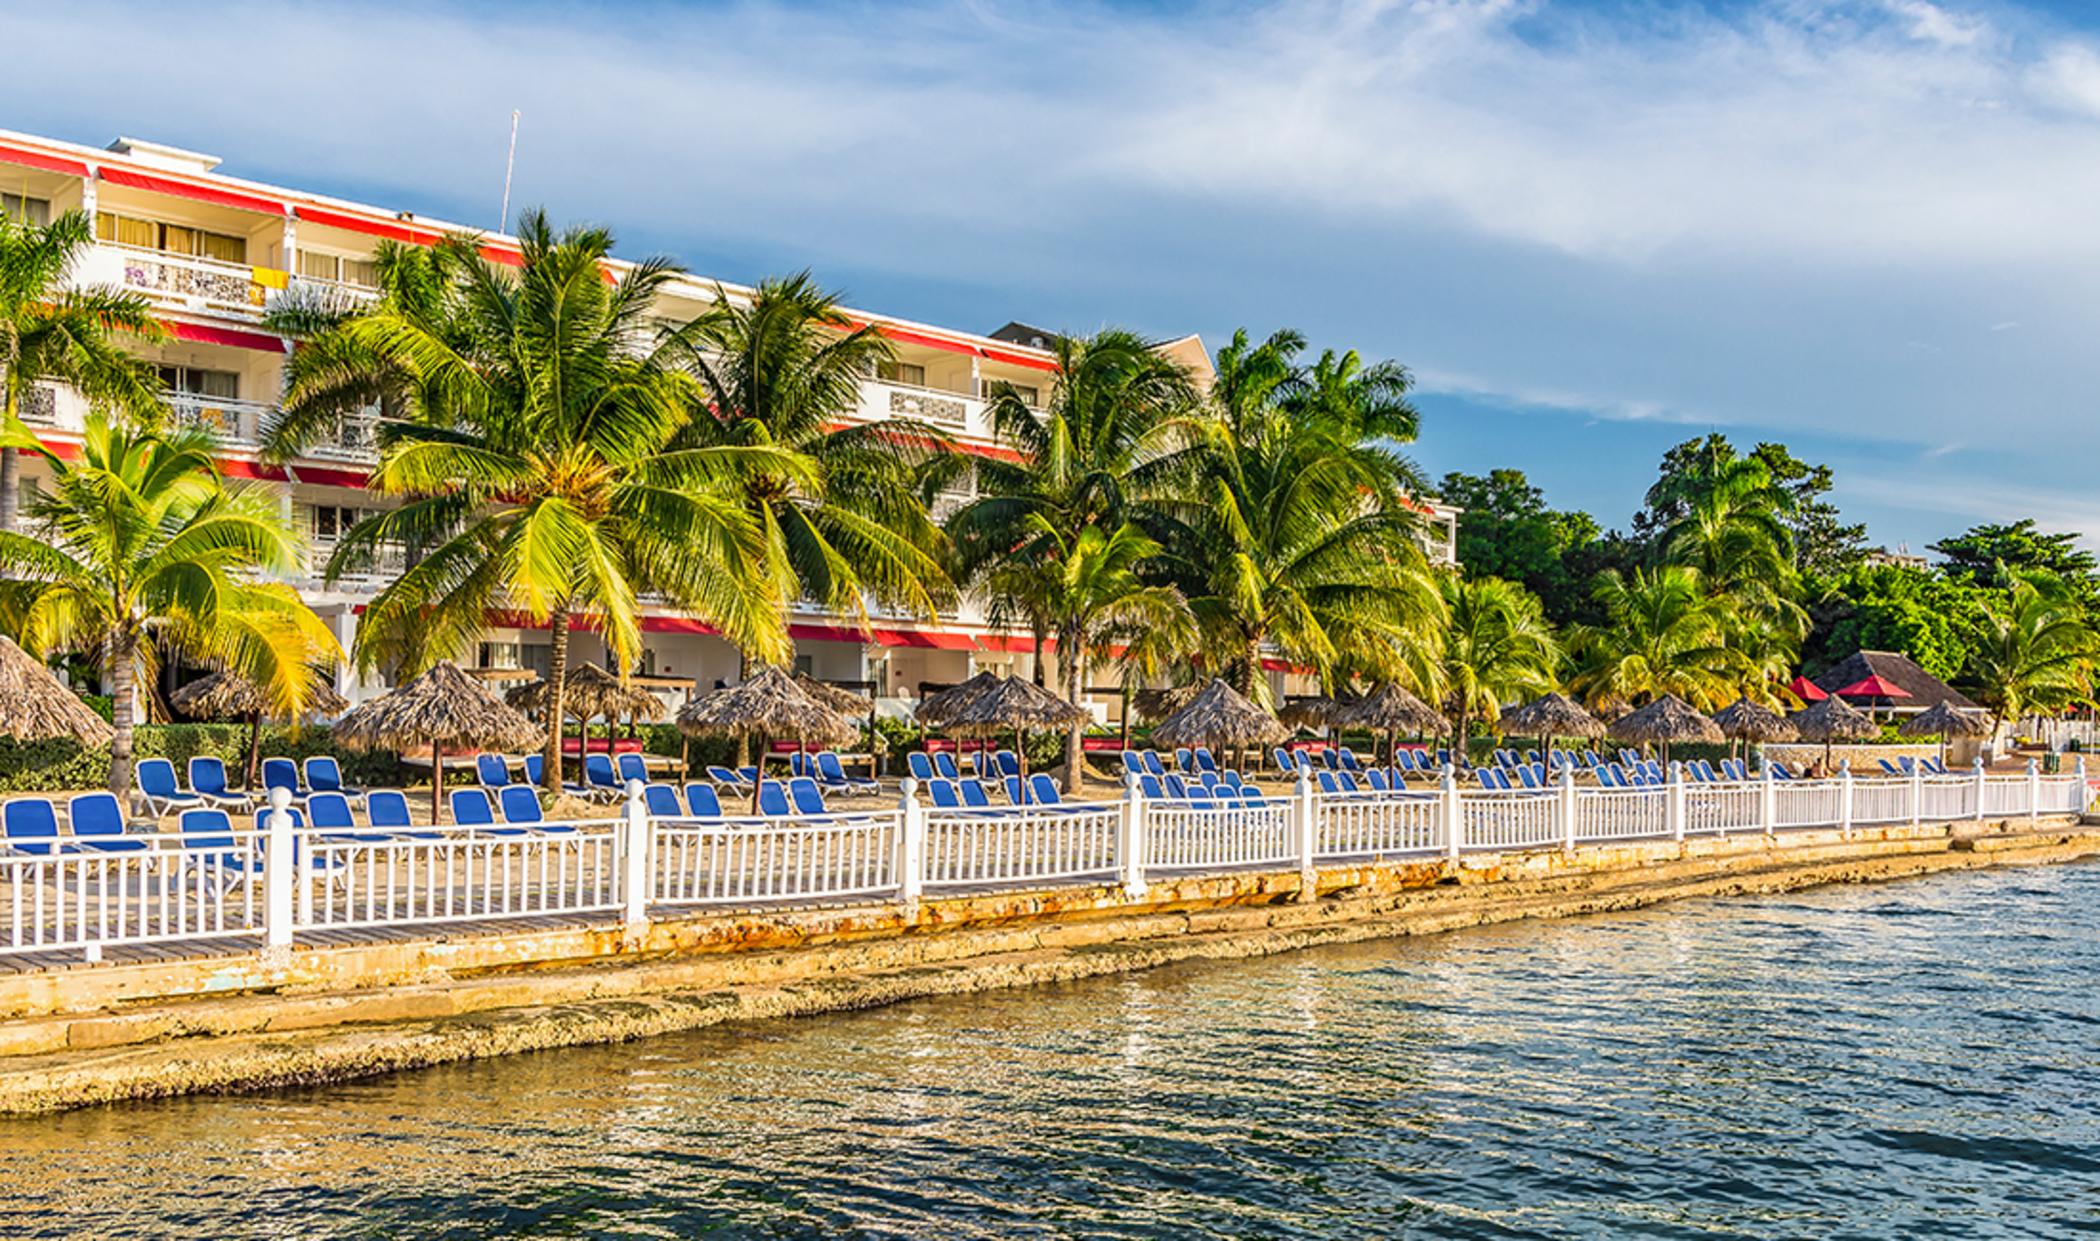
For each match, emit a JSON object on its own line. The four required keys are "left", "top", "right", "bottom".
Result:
{"left": 1788, "top": 675, "right": 1828, "bottom": 703}
{"left": 1837, "top": 674, "right": 1910, "bottom": 724}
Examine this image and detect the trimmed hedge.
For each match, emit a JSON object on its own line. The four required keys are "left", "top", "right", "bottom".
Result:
{"left": 0, "top": 724, "right": 403, "bottom": 794}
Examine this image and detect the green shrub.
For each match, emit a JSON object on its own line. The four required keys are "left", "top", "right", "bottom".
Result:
{"left": 0, "top": 724, "right": 407, "bottom": 793}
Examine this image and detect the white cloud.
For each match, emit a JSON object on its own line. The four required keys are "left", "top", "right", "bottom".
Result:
{"left": 2031, "top": 42, "right": 2100, "bottom": 116}
{"left": 1883, "top": 0, "right": 1988, "bottom": 47}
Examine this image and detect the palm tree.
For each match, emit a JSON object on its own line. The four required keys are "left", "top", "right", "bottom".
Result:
{"left": 1569, "top": 565, "right": 1739, "bottom": 711}
{"left": 1964, "top": 576, "right": 2099, "bottom": 738}
{"left": 285, "top": 212, "right": 799, "bottom": 794}
{"left": 0, "top": 209, "right": 167, "bottom": 532}
{"left": 948, "top": 329, "right": 1201, "bottom": 682}
{"left": 674, "top": 272, "right": 955, "bottom": 630}
{"left": 1658, "top": 448, "right": 1805, "bottom": 637}
{"left": 983, "top": 520, "right": 1192, "bottom": 792}
{"left": 0, "top": 416, "right": 336, "bottom": 798}
{"left": 1421, "top": 575, "right": 1560, "bottom": 757}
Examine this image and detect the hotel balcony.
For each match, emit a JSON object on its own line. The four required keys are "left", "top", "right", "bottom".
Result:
{"left": 72, "top": 242, "right": 376, "bottom": 325}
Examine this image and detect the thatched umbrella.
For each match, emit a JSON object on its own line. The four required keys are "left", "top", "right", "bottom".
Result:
{"left": 679, "top": 665, "right": 856, "bottom": 813}
{"left": 1336, "top": 683, "right": 1444, "bottom": 768}
{"left": 927, "top": 673, "right": 1086, "bottom": 785}
{"left": 1789, "top": 694, "right": 1878, "bottom": 770}
{"left": 172, "top": 669, "right": 347, "bottom": 790}
{"left": 334, "top": 660, "right": 542, "bottom": 822}
{"left": 1151, "top": 679, "right": 1287, "bottom": 758}
{"left": 1501, "top": 692, "right": 1606, "bottom": 772}
{"left": 1277, "top": 695, "right": 1342, "bottom": 731}
{"left": 1900, "top": 700, "right": 1990, "bottom": 770}
{"left": 507, "top": 662, "right": 664, "bottom": 778}
{"left": 1609, "top": 694, "right": 1722, "bottom": 767}
{"left": 796, "top": 673, "right": 873, "bottom": 716}
{"left": 1711, "top": 696, "right": 1797, "bottom": 765}
{"left": 1134, "top": 682, "right": 1203, "bottom": 725}
{"left": 0, "top": 636, "right": 113, "bottom": 747}
{"left": 916, "top": 670, "right": 1004, "bottom": 731}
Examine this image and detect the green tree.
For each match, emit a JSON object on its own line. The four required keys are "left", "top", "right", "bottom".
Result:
{"left": 1419, "top": 574, "right": 1560, "bottom": 754}
{"left": 1750, "top": 442, "right": 1866, "bottom": 577}
{"left": 1932, "top": 520, "right": 2098, "bottom": 597}
{"left": 1436, "top": 468, "right": 1612, "bottom": 624}
{"left": 1802, "top": 563, "right": 1990, "bottom": 683}
{"left": 676, "top": 272, "right": 955, "bottom": 628}
{"left": 1569, "top": 565, "right": 1739, "bottom": 711}
{"left": 1963, "top": 576, "right": 2099, "bottom": 734}
{"left": 290, "top": 213, "right": 797, "bottom": 793}
{"left": 0, "top": 209, "right": 167, "bottom": 532}
{"left": 0, "top": 417, "right": 337, "bottom": 798}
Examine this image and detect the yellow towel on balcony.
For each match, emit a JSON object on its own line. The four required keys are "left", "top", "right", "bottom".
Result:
{"left": 251, "top": 266, "right": 290, "bottom": 290}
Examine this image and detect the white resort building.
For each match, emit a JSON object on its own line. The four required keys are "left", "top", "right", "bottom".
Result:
{"left": 0, "top": 128, "right": 1459, "bottom": 721}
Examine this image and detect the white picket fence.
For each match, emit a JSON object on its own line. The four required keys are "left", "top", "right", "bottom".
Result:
{"left": 0, "top": 761, "right": 2086, "bottom": 963}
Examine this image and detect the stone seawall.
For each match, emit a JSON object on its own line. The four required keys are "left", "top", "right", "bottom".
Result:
{"left": 1, "top": 815, "right": 2094, "bottom": 1114}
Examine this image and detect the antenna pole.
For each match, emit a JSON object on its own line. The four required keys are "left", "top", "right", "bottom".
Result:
{"left": 498, "top": 109, "right": 520, "bottom": 234}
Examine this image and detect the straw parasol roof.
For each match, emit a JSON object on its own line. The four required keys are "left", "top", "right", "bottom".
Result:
{"left": 505, "top": 661, "right": 662, "bottom": 722}
{"left": 334, "top": 661, "right": 542, "bottom": 755}
{"left": 1134, "top": 682, "right": 1203, "bottom": 724}
{"left": 1787, "top": 694, "right": 1878, "bottom": 743}
{"left": 171, "top": 669, "right": 346, "bottom": 720}
{"left": 1277, "top": 694, "right": 1342, "bottom": 730}
{"left": 915, "top": 670, "right": 1004, "bottom": 730}
{"left": 1610, "top": 695, "right": 1723, "bottom": 747}
{"left": 796, "top": 673, "right": 872, "bottom": 716}
{"left": 1900, "top": 700, "right": 1991, "bottom": 739}
{"left": 0, "top": 636, "right": 113, "bottom": 747}
{"left": 1151, "top": 678, "right": 1287, "bottom": 749}
{"left": 1501, "top": 692, "right": 1606, "bottom": 741}
{"left": 676, "top": 664, "right": 856, "bottom": 746}
{"left": 937, "top": 675, "right": 1087, "bottom": 737}
{"left": 1712, "top": 697, "right": 1797, "bottom": 743}
{"left": 1335, "top": 683, "right": 1444, "bottom": 735}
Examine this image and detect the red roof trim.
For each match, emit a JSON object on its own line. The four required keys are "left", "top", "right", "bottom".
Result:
{"left": 165, "top": 320, "right": 286, "bottom": 353}
{"left": 297, "top": 205, "right": 442, "bottom": 246}
{"left": 0, "top": 142, "right": 90, "bottom": 179}
{"left": 873, "top": 628, "right": 977, "bottom": 651}
{"left": 99, "top": 166, "right": 285, "bottom": 217}
{"left": 981, "top": 347, "right": 1059, "bottom": 373}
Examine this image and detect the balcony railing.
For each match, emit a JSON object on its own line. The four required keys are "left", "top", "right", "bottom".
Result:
{"left": 863, "top": 377, "right": 975, "bottom": 430}
{"left": 81, "top": 243, "right": 269, "bottom": 318}
{"left": 168, "top": 393, "right": 276, "bottom": 443}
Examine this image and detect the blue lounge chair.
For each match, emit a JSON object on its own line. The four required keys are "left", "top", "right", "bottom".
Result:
{"left": 250, "top": 807, "right": 349, "bottom": 881}
{"left": 476, "top": 753, "right": 514, "bottom": 787}
{"left": 786, "top": 777, "right": 833, "bottom": 817}
{"left": 816, "top": 751, "right": 878, "bottom": 794}
{"left": 757, "top": 780, "right": 792, "bottom": 817}
{"left": 525, "top": 754, "right": 591, "bottom": 798}
{"left": 365, "top": 790, "right": 440, "bottom": 840}
{"left": 1198, "top": 771, "right": 1220, "bottom": 789}
{"left": 188, "top": 757, "right": 252, "bottom": 810}
{"left": 1186, "top": 785, "right": 1215, "bottom": 806}
{"left": 4, "top": 799, "right": 71, "bottom": 856}
{"left": 1337, "top": 749, "right": 1364, "bottom": 774}
{"left": 707, "top": 764, "right": 753, "bottom": 793}
{"left": 1163, "top": 773, "right": 1189, "bottom": 800}
{"left": 1028, "top": 773, "right": 1063, "bottom": 806}
{"left": 307, "top": 790, "right": 386, "bottom": 843}
{"left": 450, "top": 788, "right": 497, "bottom": 827}
{"left": 178, "top": 808, "right": 260, "bottom": 888}
{"left": 1140, "top": 751, "right": 1166, "bottom": 778}
{"left": 959, "top": 779, "right": 993, "bottom": 809}
{"left": 1192, "top": 747, "right": 1220, "bottom": 776}
{"left": 643, "top": 784, "right": 682, "bottom": 817}
{"left": 1003, "top": 774, "right": 1028, "bottom": 806}
{"left": 1123, "top": 751, "right": 1146, "bottom": 777}
{"left": 993, "top": 751, "right": 1022, "bottom": 780}
{"left": 66, "top": 793, "right": 147, "bottom": 854}
{"left": 787, "top": 751, "right": 813, "bottom": 779}
{"left": 261, "top": 757, "right": 307, "bottom": 805}
{"left": 304, "top": 756, "right": 367, "bottom": 802}
{"left": 1336, "top": 771, "right": 1361, "bottom": 793}
{"left": 1239, "top": 787, "right": 1269, "bottom": 806}
{"left": 1271, "top": 747, "right": 1296, "bottom": 776}
{"left": 932, "top": 752, "right": 961, "bottom": 782}
{"left": 1317, "top": 770, "right": 1340, "bottom": 794}
{"left": 582, "top": 754, "right": 622, "bottom": 802}
{"left": 1221, "top": 770, "right": 1245, "bottom": 789}
{"left": 1174, "top": 748, "right": 1195, "bottom": 774}
{"left": 683, "top": 783, "right": 723, "bottom": 817}
{"left": 136, "top": 758, "right": 200, "bottom": 817}
{"left": 907, "top": 752, "right": 936, "bottom": 782}
{"left": 494, "top": 785, "right": 577, "bottom": 836}
{"left": 926, "top": 779, "right": 961, "bottom": 808}
{"left": 618, "top": 753, "right": 653, "bottom": 787}
{"left": 1138, "top": 773, "right": 1165, "bottom": 799}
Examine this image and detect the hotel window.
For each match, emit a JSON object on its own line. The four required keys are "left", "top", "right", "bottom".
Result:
{"left": 299, "top": 250, "right": 378, "bottom": 288}
{"left": 478, "top": 641, "right": 524, "bottom": 671}
{"left": 96, "top": 212, "right": 247, "bottom": 264}
{"left": 876, "top": 361, "right": 927, "bottom": 387}
{"left": 308, "top": 505, "right": 363, "bottom": 541}
{"left": 157, "top": 366, "right": 239, "bottom": 400}
{"left": 984, "top": 379, "right": 1039, "bottom": 406}
{"left": 1, "top": 194, "right": 49, "bottom": 226}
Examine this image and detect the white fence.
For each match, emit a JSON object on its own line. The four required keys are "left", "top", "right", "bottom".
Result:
{"left": 0, "top": 761, "right": 2088, "bottom": 963}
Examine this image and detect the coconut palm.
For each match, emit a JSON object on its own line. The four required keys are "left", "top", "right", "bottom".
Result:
{"left": 1569, "top": 565, "right": 1739, "bottom": 711}
{"left": 294, "top": 212, "right": 798, "bottom": 794}
{"left": 1420, "top": 574, "right": 1560, "bottom": 755}
{"left": 1963, "top": 576, "right": 2099, "bottom": 737}
{"left": 948, "top": 329, "right": 1202, "bottom": 679}
{"left": 983, "top": 520, "right": 1192, "bottom": 792}
{"left": 1658, "top": 448, "right": 1805, "bottom": 636}
{"left": 0, "top": 209, "right": 167, "bottom": 532}
{"left": 0, "top": 416, "right": 337, "bottom": 798}
{"left": 673, "top": 272, "right": 956, "bottom": 630}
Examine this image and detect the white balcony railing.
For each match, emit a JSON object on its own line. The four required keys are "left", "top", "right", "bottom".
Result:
{"left": 167, "top": 394, "right": 276, "bottom": 443}
{"left": 862, "top": 377, "right": 977, "bottom": 430}
{"left": 79, "top": 243, "right": 269, "bottom": 319}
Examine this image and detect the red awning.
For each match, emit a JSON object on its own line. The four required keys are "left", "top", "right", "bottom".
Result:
{"left": 1788, "top": 675, "right": 1828, "bottom": 702}
{"left": 1261, "top": 658, "right": 1315, "bottom": 675}
{"left": 643, "top": 616, "right": 717, "bottom": 635}
{"left": 979, "top": 634, "right": 1048, "bottom": 654}
{"left": 296, "top": 205, "right": 444, "bottom": 247}
{"left": 981, "top": 346, "right": 1059, "bottom": 373}
{"left": 165, "top": 321, "right": 286, "bottom": 353}
{"left": 878, "top": 325, "right": 980, "bottom": 356}
{"left": 0, "top": 142, "right": 90, "bottom": 179}
{"left": 787, "top": 622, "right": 869, "bottom": 644}
{"left": 1836, "top": 675, "right": 1910, "bottom": 699}
{"left": 873, "top": 629, "right": 977, "bottom": 651}
{"left": 99, "top": 166, "right": 285, "bottom": 217}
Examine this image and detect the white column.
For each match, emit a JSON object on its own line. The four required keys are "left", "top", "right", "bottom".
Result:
{"left": 1838, "top": 761, "right": 1855, "bottom": 836}
{"left": 1760, "top": 761, "right": 1777, "bottom": 838}
{"left": 1667, "top": 761, "right": 1686, "bottom": 842}
{"left": 79, "top": 169, "right": 96, "bottom": 220}
{"left": 281, "top": 213, "right": 298, "bottom": 279}
{"left": 1909, "top": 760, "right": 1924, "bottom": 827}
{"left": 2027, "top": 757, "right": 2041, "bottom": 825}
{"left": 622, "top": 779, "right": 650, "bottom": 930}
{"left": 1558, "top": 764, "right": 1578, "bottom": 854}
{"left": 1973, "top": 755, "right": 1988, "bottom": 822}
{"left": 263, "top": 786, "right": 295, "bottom": 952}
{"left": 1119, "top": 769, "right": 1147, "bottom": 898}
{"left": 1293, "top": 760, "right": 1317, "bottom": 900}
{"left": 2078, "top": 757, "right": 2090, "bottom": 815}
{"left": 899, "top": 777, "right": 926, "bottom": 907}
{"left": 1440, "top": 764, "right": 1461, "bottom": 862}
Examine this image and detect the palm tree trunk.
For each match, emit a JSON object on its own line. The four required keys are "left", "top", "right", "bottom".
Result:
{"left": 542, "top": 608, "right": 570, "bottom": 795}
{"left": 1030, "top": 620, "right": 1047, "bottom": 688}
{"left": 107, "top": 633, "right": 139, "bottom": 802}
{"left": 245, "top": 713, "right": 262, "bottom": 789}
{"left": 1061, "top": 627, "right": 1086, "bottom": 795}
{"left": 0, "top": 383, "right": 20, "bottom": 536}
{"left": 1239, "top": 635, "right": 1263, "bottom": 700}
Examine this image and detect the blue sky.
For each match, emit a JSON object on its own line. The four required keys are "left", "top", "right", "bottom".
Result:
{"left": 6, "top": 0, "right": 2099, "bottom": 550}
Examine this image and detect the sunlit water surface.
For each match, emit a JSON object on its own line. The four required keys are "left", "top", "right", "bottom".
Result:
{"left": 7, "top": 863, "right": 2100, "bottom": 1238}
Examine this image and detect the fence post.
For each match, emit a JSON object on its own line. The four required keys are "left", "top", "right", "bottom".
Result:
{"left": 1559, "top": 764, "right": 1578, "bottom": 854}
{"left": 1759, "top": 761, "right": 1777, "bottom": 839}
{"left": 1838, "top": 761, "right": 1855, "bottom": 837}
{"left": 1973, "top": 756, "right": 1987, "bottom": 823}
{"left": 1120, "top": 769, "right": 1148, "bottom": 899}
{"left": 263, "top": 786, "right": 295, "bottom": 958}
{"left": 1909, "top": 760, "right": 1924, "bottom": 827}
{"left": 1667, "top": 761, "right": 1686, "bottom": 843}
{"left": 899, "top": 777, "right": 926, "bottom": 910}
{"left": 2079, "top": 756, "right": 2090, "bottom": 816}
{"left": 1441, "top": 764, "right": 1462, "bottom": 862}
{"left": 2027, "top": 757, "right": 2041, "bottom": 826}
{"left": 1293, "top": 761, "right": 1318, "bottom": 901}
{"left": 622, "top": 779, "right": 650, "bottom": 932}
